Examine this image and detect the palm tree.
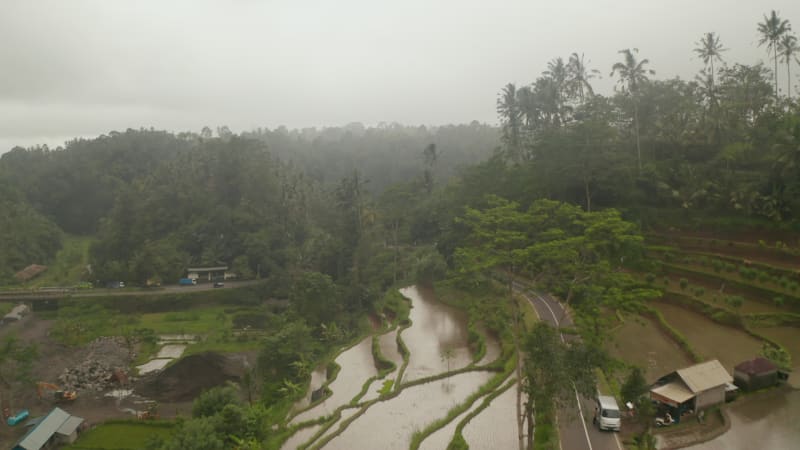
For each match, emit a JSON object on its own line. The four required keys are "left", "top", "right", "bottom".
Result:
{"left": 693, "top": 32, "right": 727, "bottom": 91}
{"left": 497, "top": 83, "right": 522, "bottom": 162}
{"left": 544, "top": 57, "right": 568, "bottom": 104}
{"left": 611, "top": 48, "right": 654, "bottom": 173}
{"left": 757, "top": 10, "right": 792, "bottom": 98}
{"left": 567, "top": 52, "right": 600, "bottom": 104}
{"left": 778, "top": 33, "right": 799, "bottom": 98}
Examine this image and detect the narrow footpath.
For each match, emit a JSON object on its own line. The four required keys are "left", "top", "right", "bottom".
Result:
{"left": 514, "top": 282, "right": 623, "bottom": 450}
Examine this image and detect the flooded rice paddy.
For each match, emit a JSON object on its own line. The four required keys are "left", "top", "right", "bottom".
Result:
{"left": 652, "top": 302, "right": 763, "bottom": 371}
{"left": 462, "top": 382, "right": 518, "bottom": 450}
{"left": 687, "top": 388, "right": 800, "bottom": 450}
{"left": 751, "top": 326, "right": 800, "bottom": 388}
{"left": 321, "top": 371, "right": 494, "bottom": 450}
{"left": 291, "top": 336, "right": 377, "bottom": 424}
{"left": 607, "top": 314, "right": 693, "bottom": 382}
{"left": 292, "top": 365, "right": 328, "bottom": 412}
{"left": 399, "top": 286, "right": 472, "bottom": 381}
{"left": 281, "top": 424, "right": 322, "bottom": 450}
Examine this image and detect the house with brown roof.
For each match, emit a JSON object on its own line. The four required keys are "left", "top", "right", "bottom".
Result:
{"left": 650, "top": 360, "right": 733, "bottom": 414}
{"left": 733, "top": 357, "right": 778, "bottom": 391}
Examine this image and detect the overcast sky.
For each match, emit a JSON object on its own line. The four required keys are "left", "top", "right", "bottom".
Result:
{"left": 1, "top": 0, "right": 799, "bottom": 153}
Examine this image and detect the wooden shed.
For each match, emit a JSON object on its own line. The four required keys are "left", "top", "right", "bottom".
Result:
{"left": 650, "top": 359, "right": 733, "bottom": 413}
{"left": 733, "top": 357, "right": 778, "bottom": 391}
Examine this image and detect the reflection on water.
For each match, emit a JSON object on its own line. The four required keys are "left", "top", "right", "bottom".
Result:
{"left": 322, "top": 371, "right": 494, "bottom": 450}
{"left": 463, "top": 382, "right": 518, "bottom": 450}
{"left": 399, "top": 286, "right": 472, "bottom": 381}
{"left": 477, "top": 325, "right": 501, "bottom": 366}
{"left": 687, "top": 388, "right": 800, "bottom": 450}
{"left": 292, "top": 365, "right": 327, "bottom": 412}
{"left": 291, "top": 336, "right": 377, "bottom": 424}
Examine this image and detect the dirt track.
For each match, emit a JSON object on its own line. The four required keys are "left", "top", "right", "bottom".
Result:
{"left": 0, "top": 313, "right": 253, "bottom": 448}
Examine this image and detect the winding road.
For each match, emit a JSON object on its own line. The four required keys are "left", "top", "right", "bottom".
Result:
{"left": 514, "top": 282, "right": 623, "bottom": 450}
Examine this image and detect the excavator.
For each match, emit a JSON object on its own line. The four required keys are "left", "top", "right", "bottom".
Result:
{"left": 36, "top": 382, "right": 77, "bottom": 402}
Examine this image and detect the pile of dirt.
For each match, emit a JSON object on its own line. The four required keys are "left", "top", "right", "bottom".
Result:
{"left": 57, "top": 336, "right": 132, "bottom": 392}
{"left": 135, "top": 352, "right": 246, "bottom": 402}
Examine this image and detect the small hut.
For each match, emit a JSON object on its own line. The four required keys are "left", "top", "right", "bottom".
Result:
{"left": 733, "top": 357, "right": 778, "bottom": 391}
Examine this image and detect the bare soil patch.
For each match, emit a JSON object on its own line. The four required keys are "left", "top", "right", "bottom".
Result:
{"left": 136, "top": 352, "right": 248, "bottom": 402}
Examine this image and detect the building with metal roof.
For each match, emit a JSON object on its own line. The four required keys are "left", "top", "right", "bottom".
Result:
{"left": 734, "top": 357, "right": 779, "bottom": 391}
{"left": 13, "top": 407, "right": 84, "bottom": 450}
{"left": 650, "top": 359, "right": 733, "bottom": 412}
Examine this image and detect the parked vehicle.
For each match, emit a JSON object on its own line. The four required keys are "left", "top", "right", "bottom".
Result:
{"left": 213, "top": 281, "right": 224, "bottom": 288}
{"left": 106, "top": 281, "right": 125, "bottom": 289}
{"left": 594, "top": 395, "right": 621, "bottom": 431}
{"left": 179, "top": 278, "right": 197, "bottom": 286}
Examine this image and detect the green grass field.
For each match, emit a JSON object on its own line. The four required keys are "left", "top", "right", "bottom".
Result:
{"left": 67, "top": 421, "right": 174, "bottom": 449}
{"left": 29, "top": 235, "right": 94, "bottom": 287}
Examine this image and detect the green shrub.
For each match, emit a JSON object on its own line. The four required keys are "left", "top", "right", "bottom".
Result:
{"left": 645, "top": 273, "right": 656, "bottom": 284}
{"left": 774, "top": 296, "right": 785, "bottom": 307}
{"left": 725, "top": 296, "right": 744, "bottom": 309}
{"left": 693, "top": 287, "right": 705, "bottom": 297}
{"left": 712, "top": 260, "right": 723, "bottom": 273}
{"left": 789, "top": 282, "right": 799, "bottom": 292}
{"left": 758, "top": 271, "right": 770, "bottom": 283}
{"left": 779, "top": 277, "right": 790, "bottom": 289}
{"left": 663, "top": 277, "right": 670, "bottom": 286}
{"left": 679, "top": 278, "right": 689, "bottom": 290}
{"left": 725, "top": 263, "right": 736, "bottom": 273}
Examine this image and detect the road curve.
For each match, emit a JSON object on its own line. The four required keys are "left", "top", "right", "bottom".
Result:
{"left": 514, "top": 282, "right": 622, "bottom": 450}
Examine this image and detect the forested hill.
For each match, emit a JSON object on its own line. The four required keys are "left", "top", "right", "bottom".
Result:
{"left": 0, "top": 124, "right": 496, "bottom": 285}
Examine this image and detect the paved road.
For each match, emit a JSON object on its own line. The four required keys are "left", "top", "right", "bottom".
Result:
{"left": 0, "top": 280, "right": 263, "bottom": 301}
{"left": 514, "top": 282, "right": 622, "bottom": 450}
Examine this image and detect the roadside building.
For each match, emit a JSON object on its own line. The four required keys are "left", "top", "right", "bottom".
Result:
{"left": 14, "top": 264, "right": 47, "bottom": 282}
{"left": 650, "top": 360, "right": 733, "bottom": 416}
{"left": 186, "top": 266, "right": 234, "bottom": 282}
{"left": 733, "top": 357, "right": 778, "bottom": 391}
{"left": 13, "top": 407, "right": 84, "bottom": 450}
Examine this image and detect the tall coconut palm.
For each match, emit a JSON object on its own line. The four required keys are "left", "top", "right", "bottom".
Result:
{"left": 567, "top": 52, "right": 600, "bottom": 104}
{"left": 544, "top": 57, "right": 569, "bottom": 123}
{"left": 611, "top": 48, "right": 654, "bottom": 173}
{"left": 497, "top": 83, "right": 522, "bottom": 162}
{"left": 693, "top": 32, "right": 727, "bottom": 92}
{"left": 757, "top": 10, "right": 792, "bottom": 98}
{"left": 778, "top": 33, "right": 799, "bottom": 98}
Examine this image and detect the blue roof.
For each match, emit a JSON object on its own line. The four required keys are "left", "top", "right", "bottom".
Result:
{"left": 14, "top": 407, "right": 83, "bottom": 450}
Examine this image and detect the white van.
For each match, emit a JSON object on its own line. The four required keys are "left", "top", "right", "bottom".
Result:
{"left": 594, "top": 395, "right": 621, "bottom": 431}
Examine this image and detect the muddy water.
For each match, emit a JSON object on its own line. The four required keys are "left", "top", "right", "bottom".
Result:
{"left": 378, "top": 329, "right": 403, "bottom": 369}
{"left": 399, "top": 286, "right": 472, "bottom": 381}
{"left": 291, "top": 336, "right": 377, "bottom": 424}
{"left": 419, "top": 397, "right": 484, "bottom": 450}
{"left": 687, "top": 388, "right": 800, "bottom": 450}
{"left": 607, "top": 314, "right": 693, "bottom": 382}
{"left": 652, "top": 302, "right": 763, "bottom": 372}
{"left": 752, "top": 326, "right": 800, "bottom": 388}
{"left": 322, "top": 371, "right": 494, "bottom": 450}
{"left": 292, "top": 365, "right": 328, "bottom": 412}
{"left": 477, "top": 326, "right": 502, "bottom": 366}
{"left": 281, "top": 424, "right": 322, "bottom": 450}
{"left": 462, "top": 383, "right": 518, "bottom": 450}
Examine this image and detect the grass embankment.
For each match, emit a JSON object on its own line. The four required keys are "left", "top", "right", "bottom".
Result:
{"left": 26, "top": 235, "right": 94, "bottom": 288}
{"left": 67, "top": 421, "right": 174, "bottom": 449}
{"left": 45, "top": 285, "right": 272, "bottom": 351}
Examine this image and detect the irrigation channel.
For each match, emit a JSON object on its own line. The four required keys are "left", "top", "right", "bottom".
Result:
{"left": 282, "top": 286, "right": 517, "bottom": 450}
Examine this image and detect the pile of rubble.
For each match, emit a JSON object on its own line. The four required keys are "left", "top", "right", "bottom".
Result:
{"left": 57, "top": 336, "right": 134, "bottom": 392}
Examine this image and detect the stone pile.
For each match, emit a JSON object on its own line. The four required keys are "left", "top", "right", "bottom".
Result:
{"left": 57, "top": 336, "right": 133, "bottom": 392}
